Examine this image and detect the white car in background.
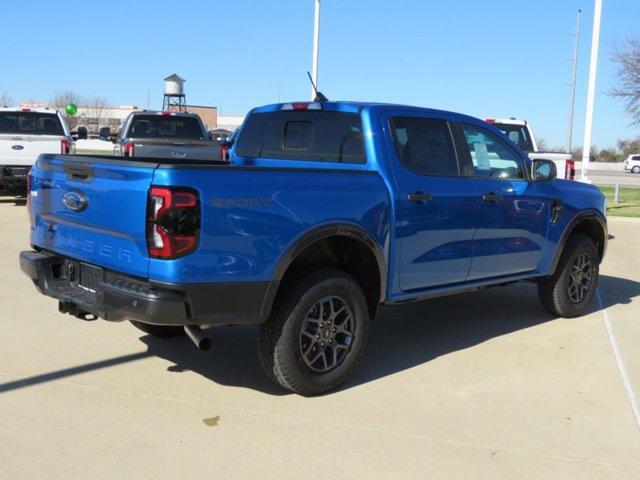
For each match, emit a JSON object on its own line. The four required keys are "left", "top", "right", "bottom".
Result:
{"left": 485, "top": 118, "right": 575, "bottom": 180}
{"left": 0, "top": 108, "right": 75, "bottom": 194}
{"left": 623, "top": 154, "right": 640, "bottom": 173}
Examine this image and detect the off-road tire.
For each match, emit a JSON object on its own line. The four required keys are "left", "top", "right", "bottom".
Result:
{"left": 129, "top": 320, "right": 184, "bottom": 338}
{"left": 257, "top": 267, "right": 370, "bottom": 396}
{"left": 537, "top": 234, "right": 599, "bottom": 318}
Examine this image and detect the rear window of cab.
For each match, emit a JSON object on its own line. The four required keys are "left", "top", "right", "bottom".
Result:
{"left": 235, "top": 111, "right": 365, "bottom": 164}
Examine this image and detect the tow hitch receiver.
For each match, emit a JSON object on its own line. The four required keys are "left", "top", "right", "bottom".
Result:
{"left": 59, "top": 301, "right": 98, "bottom": 321}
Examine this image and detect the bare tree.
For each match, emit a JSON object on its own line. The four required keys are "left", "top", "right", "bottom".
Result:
{"left": 610, "top": 38, "right": 640, "bottom": 125}
{"left": 52, "top": 90, "right": 84, "bottom": 130}
{"left": 82, "top": 97, "right": 109, "bottom": 134}
{"left": 0, "top": 91, "right": 13, "bottom": 107}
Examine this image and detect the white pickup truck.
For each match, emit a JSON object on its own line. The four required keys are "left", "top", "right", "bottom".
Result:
{"left": 485, "top": 118, "right": 575, "bottom": 180}
{"left": 0, "top": 108, "right": 74, "bottom": 193}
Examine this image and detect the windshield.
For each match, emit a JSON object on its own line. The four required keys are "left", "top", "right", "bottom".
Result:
{"left": 0, "top": 112, "right": 64, "bottom": 135}
{"left": 127, "top": 115, "right": 204, "bottom": 140}
{"left": 492, "top": 123, "right": 534, "bottom": 152}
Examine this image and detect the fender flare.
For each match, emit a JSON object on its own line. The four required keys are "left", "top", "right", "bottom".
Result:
{"left": 272, "top": 223, "right": 387, "bottom": 301}
{"left": 259, "top": 223, "right": 388, "bottom": 321}
{"left": 548, "top": 210, "right": 607, "bottom": 275}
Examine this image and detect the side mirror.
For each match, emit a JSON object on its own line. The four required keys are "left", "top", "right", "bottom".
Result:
{"left": 531, "top": 159, "right": 557, "bottom": 182}
{"left": 99, "top": 127, "right": 111, "bottom": 141}
{"left": 77, "top": 126, "right": 88, "bottom": 140}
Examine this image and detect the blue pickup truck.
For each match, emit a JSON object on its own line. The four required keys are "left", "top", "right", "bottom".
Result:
{"left": 20, "top": 101, "right": 607, "bottom": 395}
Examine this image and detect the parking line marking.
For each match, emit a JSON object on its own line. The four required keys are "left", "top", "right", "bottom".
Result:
{"left": 597, "top": 289, "right": 640, "bottom": 430}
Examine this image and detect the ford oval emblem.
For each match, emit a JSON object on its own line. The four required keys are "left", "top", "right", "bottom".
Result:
{"left": 11, "top": 145, "right": 24, "bottom": 150}
{"left": 63, "top": 190, "right": 89, "bottom": 212}
{"left": 171, "top": 151, "right": 186, "bottom": 158}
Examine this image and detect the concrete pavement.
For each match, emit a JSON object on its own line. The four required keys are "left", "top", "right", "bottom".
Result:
{"left": 0, "top": 198, "right": 639, "bottom": 479}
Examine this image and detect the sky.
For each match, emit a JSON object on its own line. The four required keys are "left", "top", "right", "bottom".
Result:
{"left": 1, "top": 0, "right": 639, "bottom": 149}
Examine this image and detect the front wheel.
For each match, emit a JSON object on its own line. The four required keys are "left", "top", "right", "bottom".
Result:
{"left": 632, "top": 166, "right": 640, "bottom": 174}
{"left": 537, "top": 234, "right": 599, "bottom": 318}
{"left": 257, "top": 267, "right": 370, "bottom": 396}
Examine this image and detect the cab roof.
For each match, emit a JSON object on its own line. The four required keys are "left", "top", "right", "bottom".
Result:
{"left": 249, "top": 101, "right": 486, "bottom": 125}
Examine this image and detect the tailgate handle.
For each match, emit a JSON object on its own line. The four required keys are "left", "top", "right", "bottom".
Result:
{"left": 63, "top": 163, "right": 95, "bottom": 182}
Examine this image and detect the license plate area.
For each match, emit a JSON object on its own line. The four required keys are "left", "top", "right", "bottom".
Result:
{"left": 78, "top": 263, "right": 103, "bottom": 293}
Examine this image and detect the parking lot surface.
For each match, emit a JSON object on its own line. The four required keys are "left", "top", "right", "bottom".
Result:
{"left": 1, "top": 198, "right": 639, "bottom": 479}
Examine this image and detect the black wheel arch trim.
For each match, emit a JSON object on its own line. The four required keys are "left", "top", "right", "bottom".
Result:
{"left": 549, "top": 210, "right": 607, "bottom": 275}
{"left": 267, "top": 222, "right": 388, "bottom": 303}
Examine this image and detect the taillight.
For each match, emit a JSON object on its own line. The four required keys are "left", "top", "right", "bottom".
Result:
{"left": 147, "top": 186, "right": 200, "bottom": 259}
{"left": 565, "top": 159, "right": 575, "bottom": 180}
{"left": 26, "top": 169, "right": 34, "bottom": 227}
{"left": 123, "top": 142, "right": 135, "bottom": 157}
{"left": 221, "top": 144, "right": 229, "bottom": 161}
{"left": 61, "top": 139, "right": 71, "bottom": 154}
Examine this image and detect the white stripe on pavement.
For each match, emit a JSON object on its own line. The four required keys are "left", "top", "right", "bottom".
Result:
{"left": 597, "top": 289, "right": 640, "bottom": 430}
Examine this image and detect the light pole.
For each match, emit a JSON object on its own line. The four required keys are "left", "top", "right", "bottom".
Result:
{"left": 566, "top": 9, "right": 581, "bottom": 154}
{"left": 581, "top": 0, "right": 603, "bottom": 183}
{"left": 310, "top": 0, "right": 321, "bottom": 100}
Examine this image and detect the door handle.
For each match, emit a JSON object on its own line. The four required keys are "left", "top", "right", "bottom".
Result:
{"left": 482, "top": 193, "right": 503, "bottom": 203}
{"left": 407, "top": 192, "right": 433, "bottom": 203}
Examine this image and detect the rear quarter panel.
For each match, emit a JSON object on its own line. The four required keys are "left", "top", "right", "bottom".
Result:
{"left": 148, "top": 166, "right": 391, "bottom": 284}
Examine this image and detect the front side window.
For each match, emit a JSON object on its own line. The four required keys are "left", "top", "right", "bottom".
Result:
{"left": 461, "top": 123, "right": 525, "bottom": 180}
{"left": 235, "top": 111, "right": 365, "bottom": 164}
{"left": 389, "top": 117, "right": 459, "bottom": 176}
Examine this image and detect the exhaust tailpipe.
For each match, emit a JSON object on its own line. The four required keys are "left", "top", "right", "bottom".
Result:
{"left": 184, "top": 325, "right": 213, "bottom": 351}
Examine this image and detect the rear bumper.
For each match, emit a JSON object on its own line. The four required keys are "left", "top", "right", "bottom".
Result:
{"left": 0, "top": 166, "right": 29, "bottom": 189}
{"left": 20, "top": 250, "right": 276, "bottom": 326}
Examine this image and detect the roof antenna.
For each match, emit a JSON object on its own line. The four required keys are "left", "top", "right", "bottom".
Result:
{"left": 307, "top": 71, "right": 328, "bottom": 103}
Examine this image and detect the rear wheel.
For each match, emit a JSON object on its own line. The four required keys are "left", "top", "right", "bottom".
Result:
{"left": 257, "top": 267, "right": 370, "bottom": 396}
{"left": 129, "top": 320, "right": 184, "bottom": 338}
{"left": 537, "top": 234, "right": 599, "bottom": 318}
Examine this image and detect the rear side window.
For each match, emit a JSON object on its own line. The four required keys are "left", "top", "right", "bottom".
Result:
{"left": 0, "top": 112, "right": 64, "bottom": 135}
{"left": 127, "top": 115, "right": 204, "bottom": 140}
{"left": 492, "top": 123, "right": 534, "bottom": 152}
{"left": 389, "top": 117, "right": 459, "bottom": 176}
{"left": 235, "top": 112, "right": 365, "bottom": 164}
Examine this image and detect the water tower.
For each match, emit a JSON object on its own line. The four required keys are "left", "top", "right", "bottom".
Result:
{"left": 162, "top": 73, "right": 187, "bottom": 112}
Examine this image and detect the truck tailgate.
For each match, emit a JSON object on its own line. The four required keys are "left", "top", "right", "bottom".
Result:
{"left": 29, "top": 154, "right": 157, "bottom": 278}
{"left": 0, "top": 134, "right": 63, "bottom": 166}
{"left": 129, "top": 138, "right": 222, "bottom": 161}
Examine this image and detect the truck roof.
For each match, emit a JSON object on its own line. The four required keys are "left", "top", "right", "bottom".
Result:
{"left": 130, "top": 110, "right": 201, "bottom": 118}
{"left": 0, "top": 107, "right": 60, "bottom": 114}
{"left": 484, "top": 117, "right": 527, "bottom": 126}
{"left": 250, "top": 101, "right": 489, "bottom": 125}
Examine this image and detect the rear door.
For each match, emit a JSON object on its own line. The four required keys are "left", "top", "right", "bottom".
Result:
{"left": 29, "top": 155, "right": 157, "bottom": 278}
{"left": 456, "top": 122, "right": 550, "bottom": 280}
{"left": 385, "top": 112, "right": 478, "bottom": 291}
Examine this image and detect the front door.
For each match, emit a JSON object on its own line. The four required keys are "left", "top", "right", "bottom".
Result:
{"left": 387, "top": 114, "right": 478, "bottom": 292}
{"left": 457, "top": 122, "right": 550, "bottom": 280}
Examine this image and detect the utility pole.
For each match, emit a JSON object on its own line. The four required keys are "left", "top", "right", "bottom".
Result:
{"left": 581, "top": 0, "right": 603, "bottom": 183}
{"left": 310, "top": 0, "right": 321, "bottom": 100}
{"left": 566, "top": 9, "right": 581, "bottom": 154}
